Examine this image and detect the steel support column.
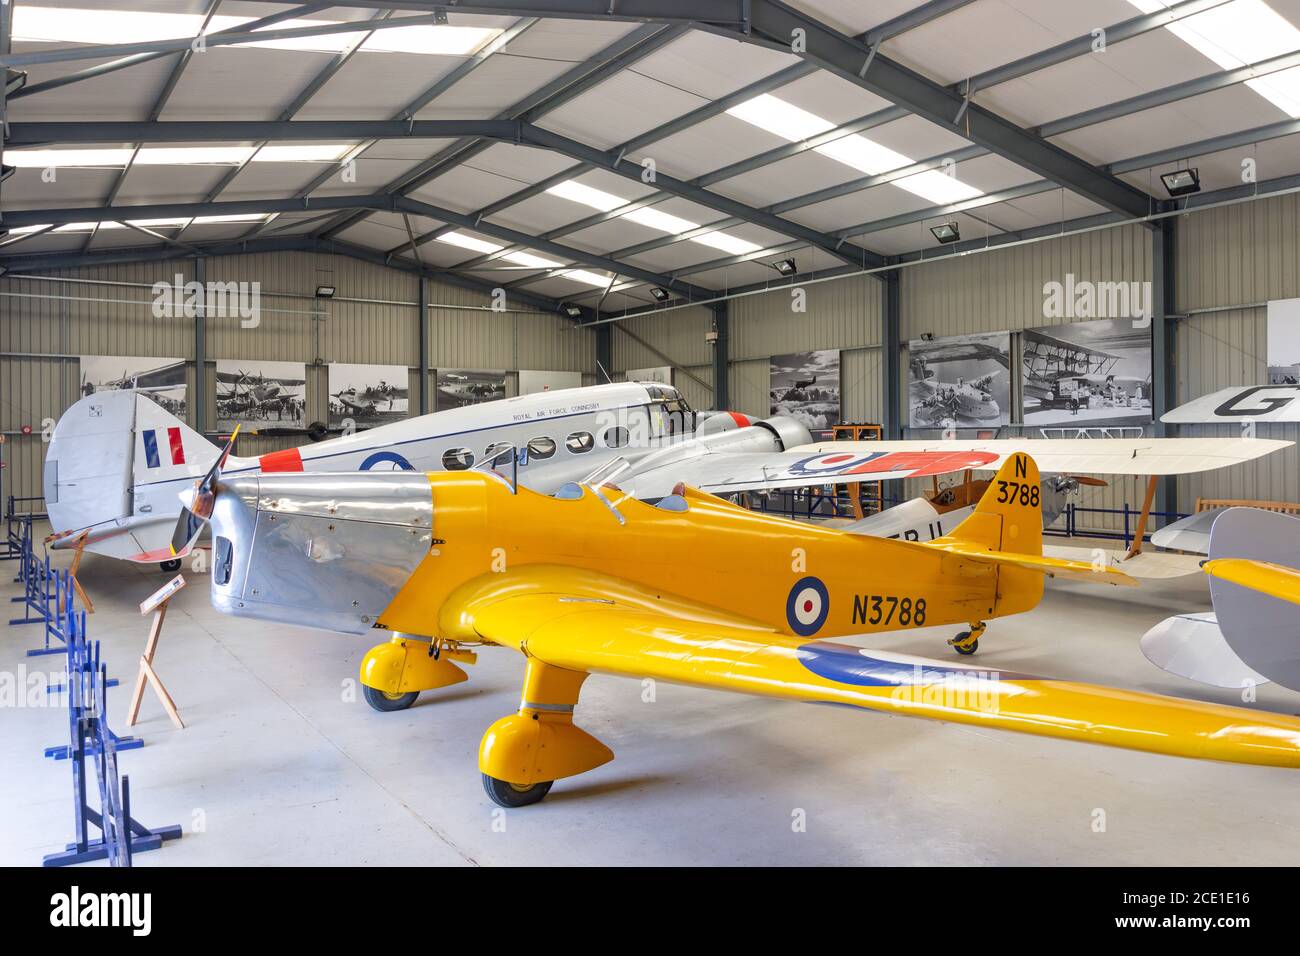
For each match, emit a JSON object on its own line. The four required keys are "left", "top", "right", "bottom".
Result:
{"left": 417, "top": 275, "right": 430, "bottom": 414}
{"left": 883, "top": 269, "right": 902, "bottom": 440}
{"left": 1151, "top": 217, "right": 1178, "bottom": 519}
{"left": 194, "top": 256, "right": 207, "bottom": 434}
{"left": 710, "top": 300, "right": 729, "bottom": 411}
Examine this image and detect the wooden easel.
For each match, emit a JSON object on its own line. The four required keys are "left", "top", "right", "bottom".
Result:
{"left": 66, "top": 532, "right": 95, "bottom": 614}
{"left": 126, "top": 574, "right": 187, "bottom": 730}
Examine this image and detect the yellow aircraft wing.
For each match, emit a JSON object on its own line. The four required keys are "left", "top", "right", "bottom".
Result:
{"left": 1203, "top": 558, "right": 1300, "bottom": 607}
{"left": 455, "top": 569, "right": 1300, "bottom": 770}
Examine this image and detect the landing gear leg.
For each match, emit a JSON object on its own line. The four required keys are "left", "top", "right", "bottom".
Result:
{"left": 479, "top": 658, "right": 613, "bottom": 808}
{"left": 948, "top": 621, "right": 987, "bottom": 656}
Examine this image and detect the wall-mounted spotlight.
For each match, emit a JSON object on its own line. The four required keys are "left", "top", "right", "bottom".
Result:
{"left": 5, "top": 70, "right": 26, "bottom": 96}
{"left": 930, "top": 221, "right": 960, "bottom": 244}
{"left": 649, "top": 286, "right": 670, "bottom": 302}
{"left": 0, "top": 165, "right": 15, "bottom": 184}
{"left": 1160, "top": 167, "right": 1201, "bottom": 197}
{"left": 561, "top": 302, "right": 583, "bottom": 318}
{"left": 773, "top": 258, "right": 797, "bottom": 276}
{"left": 315, "top": 285, "right": 336, "bottom": 298}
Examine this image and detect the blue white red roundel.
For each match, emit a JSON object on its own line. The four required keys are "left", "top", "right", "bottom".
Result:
{"left": 786, "top": 576, "right": 830, "bottom": 636}
{"left": 788, "top": 452, "right": 882, "bottom": 476}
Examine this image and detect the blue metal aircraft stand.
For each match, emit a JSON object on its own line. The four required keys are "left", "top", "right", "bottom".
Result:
{"left": 43, "top": 609, "right": 182, "bottom": 867}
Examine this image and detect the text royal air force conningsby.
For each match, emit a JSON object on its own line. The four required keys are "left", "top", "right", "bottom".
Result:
{"left": 171, "top": 450, "right": 1300, "bottom": 807}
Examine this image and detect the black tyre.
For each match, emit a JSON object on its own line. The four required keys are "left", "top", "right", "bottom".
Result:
{"left": 482, "top": 774, "right": 553, "bottom": 808}
{"left": 307, "top": 421, "right": 329, "bottom": 442}
{"left": 159, "top": 558, "right": 182, "bottom": 573}
{"left": 951, "top": 632, "right": 979, "bottom": 655}
{"left": 362, "top": 684, "right": 418, "bottom": 712}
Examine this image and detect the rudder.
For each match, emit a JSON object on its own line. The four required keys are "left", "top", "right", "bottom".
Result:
{"left": 946, "top": 452, "right": 1043, "bottom": 557}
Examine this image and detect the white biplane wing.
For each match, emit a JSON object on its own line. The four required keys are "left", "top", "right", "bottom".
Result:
{"left": 788, "top": 437, "right": 1291, "bottom": 476}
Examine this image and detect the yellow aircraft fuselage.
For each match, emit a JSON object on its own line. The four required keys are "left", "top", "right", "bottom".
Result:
{"left": 378, "top": 474, "right": 1039, "bottom": 645}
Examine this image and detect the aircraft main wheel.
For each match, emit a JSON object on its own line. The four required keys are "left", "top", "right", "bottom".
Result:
{"left": 362, "top": 685, "right": 418, "bottom": 712}
{"left": 482, "top": 774, "right": 553, "bottom": 808}
{"left": 159, "top": 558, "right": 182, "bottom": 573}
{"left": 951, "top": 632, "right": 978, "bottom": 655}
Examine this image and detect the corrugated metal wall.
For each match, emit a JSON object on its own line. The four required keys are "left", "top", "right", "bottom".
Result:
{"left": 730, "top": 276, "right": 883, "bottom": 421}
{"left": 610, "top": 305, "right": 715, "bottom": 410}
{"left": 1175, "top": 193, "right": 1300, "bottom": 507}
{"left": 0, "top": 251, "right": 594, "bottom": 501}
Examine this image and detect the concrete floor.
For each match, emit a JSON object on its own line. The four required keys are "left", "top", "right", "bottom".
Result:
{"left": 4, "top": 524, "right": 1299, "bottom": 866}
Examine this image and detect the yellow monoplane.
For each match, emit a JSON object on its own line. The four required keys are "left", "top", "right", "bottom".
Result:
{"left": 181, "top": 452, "right": 1300, "bottom": 807}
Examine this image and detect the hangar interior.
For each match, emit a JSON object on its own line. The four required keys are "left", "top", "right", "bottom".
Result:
{"left": 2, "top": 0, "right": 1300, "bottom": 866}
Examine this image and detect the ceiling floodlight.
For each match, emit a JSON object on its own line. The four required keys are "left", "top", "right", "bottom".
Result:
{"left": 0, "top": 165, "right": 14, "bottom": 184}
{"left": 773, "top": 258, "right": 797, "bottom": 276}
{"left": 1160, "top": 168, "right": 1201, "bottom": 197}
{"left": 930, "top": 221, "right": 960, "bottom": 244}
{"left": 315, "top": 285, "right": 336, "bottom": 299}
{"left": 561, "top": 303, "right": 583, "bottom": 318}
{"left": 649, "top": 286, "right": 670, "bottom": 301}
{"left": 5, "top": 69, "right": 26, "bottom": 95}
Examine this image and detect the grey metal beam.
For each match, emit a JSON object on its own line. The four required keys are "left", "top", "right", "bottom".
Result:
{"left": 392, "top": 195, "right": 714, "bottom": 299}
{"left": 10, "top": 2, "right": 331, "bottom": 100}
{"left": 0, "top": 234, "right": 575, "bottom": 314}
{"left": 593, "top": 322, "right": 612, "bottom": 383}
{"left": 6, "top": 120, "right": 521, "bottom": 145}
{"left": 254, "top": 0, "right": 743, "bottom": 23}
{"left": 237, "top": 17, "right": 540, "bottom": 242}
{"left": 317, "top": 22, "right": 687, "bottom": 240}
{"left": 0, "top": 191, "right": 706, "bottom": 300}
{"left": 964, "top": 0, "right": 1231, "bottom": 95}
{"left": 1108, "top": 117, "right": 1300, "bottom": 175}
{"left": 517, "top": 125, "right": 880, "bottom": 268}
{"left": 865, "top": 0, "right": 979, "bottom": 45}
{"left": 0, "top": 12, "right": 458, "bottom": 68}
{"left": 744, "top": 0, "right": 1153, "bottom": 220}
{"left": 82, "top": 0, "right": 224, "bottom": 256}
{"left": 1039, "top": 49, "right": 1300, "bottom": 139}
{"left": 175, "top": 9, "right": 399, "bottom": 242}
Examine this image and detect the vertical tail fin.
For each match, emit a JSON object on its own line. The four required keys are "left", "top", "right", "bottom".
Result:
{"left": 946, "top": 452, "right": 1043, "bottom": 557}
{"left": 46, "top": 390, "right": 218, "bottom": 553}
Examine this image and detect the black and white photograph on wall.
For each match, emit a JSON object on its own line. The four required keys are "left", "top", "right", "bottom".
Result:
{"left": 907, "top": 332, "right": 1011, "bottom": 430}
{"left": 79, "top": 355, "right": 187, "bottom": 419}
{"left": 215, "top": 360, "right": 308, "bottom": 431}
{"left": 1267, "top": 297, "right": 1300, "bottom": 384}
{"left": 769, "top": 350, "right": 841, "bottom": 435}
{"left": 436, "top": 368, "right": 507, "bottom": 410}
{"left": 328, "top": 363, "right": 409, "bottom": 429}
{"left": 1021, "top": 319, "right": 1153, "bottom": 426}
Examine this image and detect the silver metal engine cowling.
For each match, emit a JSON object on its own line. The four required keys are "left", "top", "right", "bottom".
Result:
{"left": 209, "top": 473, "right": 434, "bottom": 636}
{"left": 753, "top": 416, "right": 814, "bottom": 451}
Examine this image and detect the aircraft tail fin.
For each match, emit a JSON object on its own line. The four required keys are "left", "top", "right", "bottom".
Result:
{"left": 943, "top": 452, "right": 1043, "bottom": 557}
{"left": 926, "top": 453, "right": 1134, "bottom": 595}
{"left": 45, "top": 390, "right": 219, "bottom": 551}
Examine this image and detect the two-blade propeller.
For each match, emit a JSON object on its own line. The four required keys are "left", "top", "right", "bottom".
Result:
{"left": 169, "top": 426, "right": 240, "bottom": 557}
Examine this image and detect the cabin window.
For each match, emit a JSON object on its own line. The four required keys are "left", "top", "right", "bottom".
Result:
{"left": 442, "top": 447, "right": 475, "bottom": 470}
{"left": 565, "top": 431, "right": 595, "bottom": 454}
{"left": 483, "top": 441, "right": 513, "bottom": 466}
{"left": 527, "top": 437, "right": 556, "bottom": 460}
{"left": 602, "top": 425, "right": 630, "bottom": 449}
